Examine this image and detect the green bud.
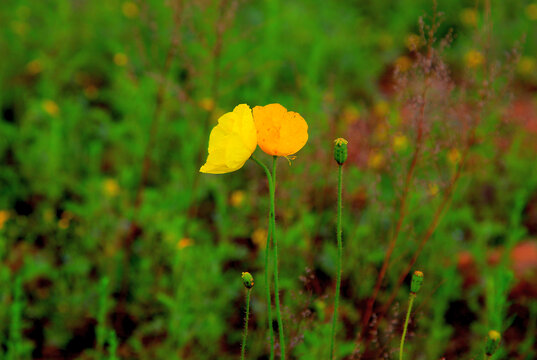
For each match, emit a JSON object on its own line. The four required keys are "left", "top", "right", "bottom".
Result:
{"left": 485, "top": 330, "right": 501, "bottom": 356}
{"left": 333, "top": 138, "right": 348, "bottom": 165}
{"left": 410, "top": 270, "right": 424, "bottom": 294}
{"left": 241, "top": 272, "right": 254, "bottom": 289}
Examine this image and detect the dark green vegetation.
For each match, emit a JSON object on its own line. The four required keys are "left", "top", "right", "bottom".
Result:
{"left": 1, "top": 0, "right": 537, "bottom": 359}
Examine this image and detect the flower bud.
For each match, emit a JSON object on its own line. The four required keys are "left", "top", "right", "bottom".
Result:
{"left": 410, "top": 270, "right": 424, "bottom": 294}
{"left": 485, "top": 330, "right": 501, "bottom": 356}
{"left": 241, "top": 272, "right": 254, "bottom": 289}
{"left": 333, "top": 138, "right": 348, "bottom": 165}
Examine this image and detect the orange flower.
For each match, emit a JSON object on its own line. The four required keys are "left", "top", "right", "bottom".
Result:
{"left": 253, "top": 104, "right": 308, "bottom": 157}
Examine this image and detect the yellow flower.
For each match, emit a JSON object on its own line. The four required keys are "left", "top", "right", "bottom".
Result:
{"left": 373, "top": 100, "right": 389, "bottom": 118}
{"left": 392, "top": 133, "right": 408, "bottom": 151}
{"left": 113, "top": 53, "right": 128, "bottom": 66}
{"left": 42, "top": 100, "right": 59, "bottom": 116}
{"left": 253, "top": 103, "right": 308, "bottom": 157}
{"left": 0, "top": 210, "right": 10, "bottom": 230}
{"left": 368, "top": 151, "right": 385, "bottom": 170}
{"left": 526, "top": 3, "right": 537, "bottom": 20}
{"left": 405, "top": 33, "right": 421, "bottom": 51}
{"left": 395, "top": 56, "right": 412, "bottom": 72}
{"left": 200, "top": 104, "right": 257, "bottom": 174}
{"left": 341, "top": 105, "right": 360, "bottom": 125}
{"left": 58, "top": 212, "right": 73, "bottom": 230}
{"left": 517, "top": 56, "right": 536, "bottom": 76}
{"left": 230, "top": 190, "right": 245, "bottom": 207}
{"left": 460, "top": 8, "right": 478, "bottom": 27}
{"left": 252, "top": 228, "right": 267, "bottom": 248}
{"left": 122, "top": 2, "right": 139, "bottom": 18}
{"left": 199, "top": 97, "right": 215, "bottom": 112}
{"left": 26, "top": 59, "right": 43, "bottom": 75}
{"left": 178, "top": 238, "right": 194, "bottom": 250}
{"left": 103, "top": 178, "right": 120, "bottom": 197}
{"left": 447, "top": 148, "right": 461, "bottom": 165}
{"left": 465, "top": 50, "right": 484, "bottom": 68}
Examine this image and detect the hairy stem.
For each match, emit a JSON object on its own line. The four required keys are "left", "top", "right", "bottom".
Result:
{"left": 330, "top": 164, "right": 343, "bottom": 359}
{"left": 399, "top": 293, "right": 416, "bottom": 360}
{"left": 241, "top": 288, "right": 252, "bottom": 360}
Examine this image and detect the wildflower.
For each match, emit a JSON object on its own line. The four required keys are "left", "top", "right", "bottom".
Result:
{"left": 447, "top": 148, "right": 461, "bottom": 165}
{"left": 26, "top": 59, "right": 42, "bottom": 75}
{"left": 253, "top": 104, "right": 308, "bottom": 157}
{"left": 58, "top": 212, "right": 73, "bottom": 230}
{"left": 200, "top": 104, "right": 257, "bottom": 174}
{"left": 395, "top": 56, "right": 412, "bottom": 73}
{"left": 42, "top": 100, "right": 59, "bottom": 117}
{"left": 333, "top": 138, "right": 348, "bottom": 165}
{"left": 368, "top": 151, "right": 385, "bottom": 170}
{"left": 103, "top": 179, "right": 120, "bottom": 197}
{"left": 178, "top": 238, "right": 194, "bottom": 250}
{"left": 122, "top": 2, "right": 139, "bottom": 18}
{"left": 465, "top": 50, "right": 484, "bottom": 68}
{"left": 460, "top": 8, "right": 478, "bottom": 27}
{"left": 485, "top": 330, "right": 501, "bottom": 356}
{"left": 113, "top": 53, "right": 128, "bottom": 67}
{"left": 230, "top": 190, "right": 245, "bottom": 207}
{"left": 517, "top": 56, "right": 536, "bottom": 76}
{"left": 373, "top": 100, "right": 389, "bottom": 118}
{"left": 241, "top": 272, "right": 254, "bottom": 289}
{"left": 341, "top": 105, "right": 360, "bottom": 125}
{"left": 252, "top": 228, "right": 267, "bottom": 248}
{"left": 428, "top": 183, "right": 439, "bottom": 196}
{"left": 526, "top": 3, "right": 537, "bottom": 20}
{"left": 0, "top": 210, "right": 10, "bottom": 230}
{"left": 199, "top": 97, "right": 215, "bottom": 112}
{"left": 392, "top": 133, "right": 408, "bottom": 152}
{"left": 410, "top": 270, "right": 424, "bottom": 294}
{"left": 405, "top": 33, "right": 421, "bottom": 51}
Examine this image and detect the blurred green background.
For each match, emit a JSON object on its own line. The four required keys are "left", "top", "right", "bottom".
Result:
{"left": 1, "top": 0, "right": 537, "bottom": 359}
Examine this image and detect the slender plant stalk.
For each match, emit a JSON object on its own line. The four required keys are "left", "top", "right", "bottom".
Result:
{"left": 241, "top": 288, "right": 252, "bottom": 360}
{"left": 271, "top": 156, "right": 286, "bottom": 359}
{"left": 251, "top": 156, "right": 275, "bottom": 360}
{"left": 399, "top": 293, "right": 416, "bottom": 360}
{"left": 329, "top": 164, "right": 343, "bottom": 359}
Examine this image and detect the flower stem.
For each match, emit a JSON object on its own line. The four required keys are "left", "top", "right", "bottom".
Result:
{"left": 399, "top": 293, "right": 416, "bottom": 360}
{"left": 241, "top": 288, "right": 252, "bottom": 360}
{"left": 271, "top": 156, "right": 286, "bottom": 359}
{"left": 251, "top": 156, "right": 275, "bottom": 360}
{"left": 330, "top": 164, "right": 343, "bottom": 359}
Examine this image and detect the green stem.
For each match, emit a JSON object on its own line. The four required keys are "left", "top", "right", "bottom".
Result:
{"left": 271, "top": 156, "right": 286, "bottom": 359}
{"left": 241, "top": 288, "right": 252, "bottom": 360}
{"left": 329, "top": 164, "right": 343, "bottom": 359}
{"left": 251, "top": 156, "right": 275, "bottom": 360}
{"left": 400, "top": 293, "right": 416, "bottom": 360}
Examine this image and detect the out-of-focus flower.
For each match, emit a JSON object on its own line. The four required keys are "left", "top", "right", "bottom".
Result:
{"left": 341, "top": 105, "right": 360, "bottom": 125}
{"left": 103, "top": 179, "right": 120, "bottom": 197}
{"left": 178, "top": 238, "right": 194, "bottom": 250}
{"left": 373, "top": 100, "right": 389, "bottom": 118}
{"left": 252, "top": 228, "right": 267, "bottom": 248}
{"left": 526, "top": 3, "right": 537, "bottom": 20}
{"left": 447, "top": 148, "right": 461, "bottom": 165}
{"left": 517, "top": 56, "right": 536, "bottom": 76}
{"left": 199, "top": 97, "right": 215, "bottom": 112}
{"left": 0, "top": 210, "right": 10, "bottom": 230}
{"left": 200, "top": 104, "right": 257, "bottom": 174}
{"left": 26, "top": 59, "right": 43, "bottom": 75}
{"left": 122, "top": 2, "right": 139, "bottom": 18}
{"left": 373, "top": 124, "right": 388, "bottom": 142}
{"left": 392, "top": 133, "right": 408, "bottom": 151}
{"left": 58, "top": 212, "right": 73, "bottom": 230}
{"left": 368, "top": 151, "right": 385, "bottom": 170}
{"left": 42, "top": 100, "right": 59, "bottom": 117}
{"left": 113, "top": 53, "right": 128, "bottom": 66}
{"left": 230, "top": 190, "right": 245, "bottom": 207}
{"left": 460, "top": 8, "right": 478, "bottom": 27}
{"left": 405, "top": 33, "right": 421, "bottom": 51}
{"left": 428, "top": 183, "right": 439, "bottom": 196}
{"left": 465, "top": 50, "right": 484, "bottom": 68}
{"left": 395, "top": 56, "right": 412, "bottom": 72}
{"left": 253, "top": 104, "right": 308, "bottom": 157}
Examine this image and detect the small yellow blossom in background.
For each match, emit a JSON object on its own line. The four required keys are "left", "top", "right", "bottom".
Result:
{"left": 392, "top": 133, "right": 408, "bottom": 151}
{"left": 103, "top": 178, "right": 120, "bottom": 197}
{"left": 460, "top": 8, "right": 478, "bottom": 27}
{"left": 26, "top": 59, "right": 43, "bottom": 75}
{"left": 230, "top": 190, "right": 245, "bottom": 207}
{"left": 373, "top": 124, "right": 388, "bottom": 142}
{"left": 200, "top": 104, "right": 257, "bottom": 174}
{"left": 199, "top": 97, "right": 215, "bottom": 112}
{"left": 122, "top": 2, "right": 139, "bottom": 18}
{"left": 341, "top": 105, "right": 360, "bottom": 125}
{"left": 526, "top": 3, "right": 537, "bottom": 20}
{"left": 253, "top": 103, "right": 308, "bottom": 157}
{"left": 368, "top": 151, "right": 385, "bottom": 170}
{"left": 0, "top": 210, "right": 10, "bottom": 230}
{"left": 58, "top": 212, "right": 73, "bottom": 230}
{"left": 113, "top": 53, "right": 128, "bottom": 66}
{"left": 405, "top": 33, "right": 421, "bottom": 51}
{"left": 428, "top": 183, "right": 439, "bottom": 196}
{"left": 517, "top": 56, "right": 536, "bottom": 76}
{"left": 177, "top": 238, "right": 194, "bottom": 250}
{"left": 252, "top": 228, "right": 267, "bottom": 248}
{"left": 373, "top": 100, "right": 389, "bottom": 118}
{"left": 395, "top": 56, "right": 412, "bottom": 73}
{"left": 447, "top": 148, "right": 461, "bottom": 165}
{"left": 42, "top": 100, "right": 59, "bottom": 117}
{"left": 84, "top": 85, "right": 99, "bottom": 99}
{"left": 465, "top": 50, "right": 484, "bottom": 68}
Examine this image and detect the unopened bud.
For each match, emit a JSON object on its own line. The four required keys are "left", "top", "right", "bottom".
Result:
{"left": 485, "top": 330, "right": 501, "bottom": 356}
{"left": 333, "top": 138, "right": 348, "bottom": 165}
{"left": 241, "top": 272, "right": 254, "bottom": 289}
{"left": 410, "top": 270, "right": 424, "bottom": 294}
